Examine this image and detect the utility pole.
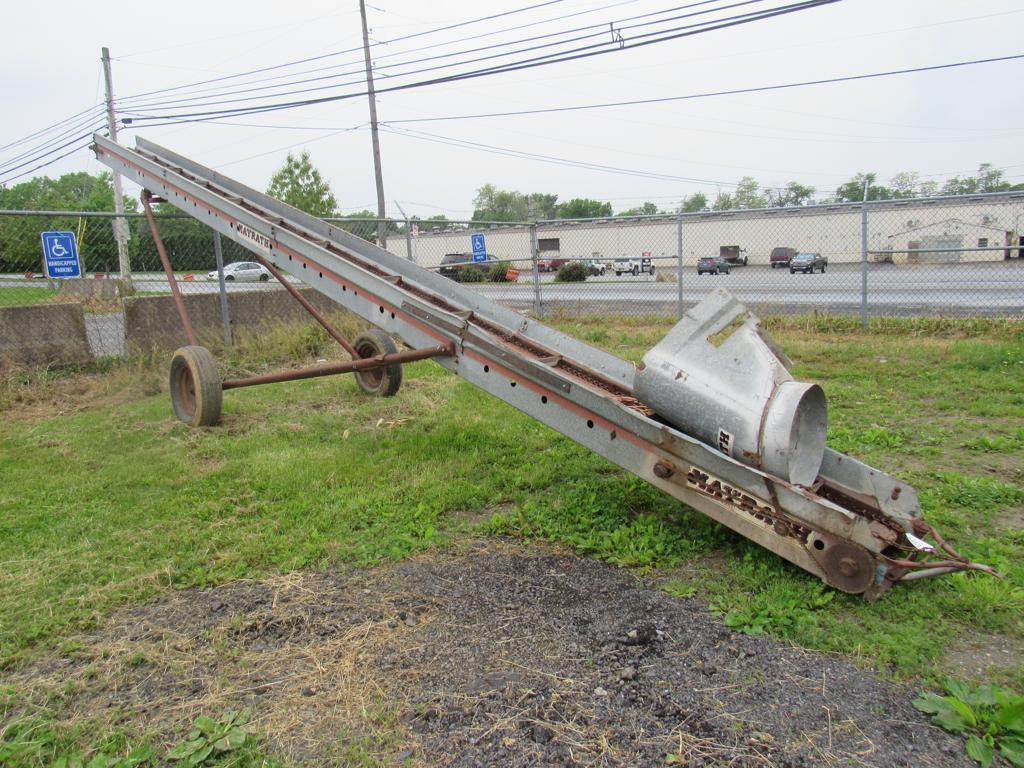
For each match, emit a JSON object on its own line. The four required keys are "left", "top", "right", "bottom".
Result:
{"left": 359, "top": 0, "right": 388, "bottom": 249}
{"left": 101, "top": 47, "right": 131, "bottom": 280}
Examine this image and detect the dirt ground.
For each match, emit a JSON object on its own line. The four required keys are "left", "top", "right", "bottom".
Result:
{"left": 6, "top": 539, "right": 975, "bottom": 767}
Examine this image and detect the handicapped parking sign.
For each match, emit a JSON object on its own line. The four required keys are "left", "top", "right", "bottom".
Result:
{"left": 471, "top": 233, "right": 487, "bottom": 262}
{"left": 40, "top": 231, "right": 82, "bottom": 278}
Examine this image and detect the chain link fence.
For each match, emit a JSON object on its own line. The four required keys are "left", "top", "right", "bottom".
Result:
{"left": 2, "top": 192, "right": 1022, "bottom": 370}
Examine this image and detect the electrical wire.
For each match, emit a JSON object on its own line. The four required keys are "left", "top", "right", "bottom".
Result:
{"left": 115, "top": 0, "right": 574, "bottom": 103}
{"left": 379, "top": 53, "right": 1024, "bottom": 124}
{"left": 383, "top": 125, "right": 741, "bottom": 186}
{"left": 117, "top": 0, "right": 644, "bottom": 108}
{"left": 117, "top": 0, "right": 774, "bottom": 112}
{"left": 0, "top": 113, "right": 109, "bottom": 174}
{"left": 122, "top": 0, "right": 839, "bottom": 124}
{"left": 0, "top": 134, "right": 97, "bottom": 187}
{"left": 117, "top": 0, "right": 739, "bottom": 111}
{"left": 0, "top": 104, "right": 105, "bottom": 155}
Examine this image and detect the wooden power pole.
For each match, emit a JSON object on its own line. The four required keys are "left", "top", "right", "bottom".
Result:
{"left": 101, "top": 47, "right": 131, "bottom": 280}
{"left": 359, "top": 0, "right": 388, "bottom": 249}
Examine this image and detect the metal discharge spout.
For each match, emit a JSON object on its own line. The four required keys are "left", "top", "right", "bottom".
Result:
{"left": 635, "top": 291, "right": 827, "bottom": 486}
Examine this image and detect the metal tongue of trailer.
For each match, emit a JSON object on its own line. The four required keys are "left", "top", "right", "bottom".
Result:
{"left": 91, "top": 133, "right": 997, "bottom": 599}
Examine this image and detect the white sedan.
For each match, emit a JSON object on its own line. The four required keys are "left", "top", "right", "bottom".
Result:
{"left": 208, "top": 261, "right": 272, "bottom": 282}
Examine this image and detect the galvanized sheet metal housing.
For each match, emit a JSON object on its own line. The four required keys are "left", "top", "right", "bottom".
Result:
{"left": 635, "top": 291, "right": 827, "bottom": 486}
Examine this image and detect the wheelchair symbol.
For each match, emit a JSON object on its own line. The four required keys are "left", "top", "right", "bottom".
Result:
{"left": 50, "top": 240, "right": 68, "bottom": 257}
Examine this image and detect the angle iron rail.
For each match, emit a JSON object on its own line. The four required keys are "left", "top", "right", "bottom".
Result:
{"left": 92, "top": 133, "right": 994, "bottom": 598}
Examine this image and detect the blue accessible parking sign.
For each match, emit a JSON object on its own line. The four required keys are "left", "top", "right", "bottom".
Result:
{"left": 471, "top": 233, "right": 487, "bottom": 262}
{"left": 40, "top": 231, "right": 82, "bottom": 278}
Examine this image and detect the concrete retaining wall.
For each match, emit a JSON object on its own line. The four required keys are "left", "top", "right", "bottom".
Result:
{"left": 58, "top": 278, "right": 128, "bottom": 301}
{"left": 0, "top": 303, "right": 91, "bottom": 371}
{"left": 123, "top": 288, "right": 344, "bottom": 351}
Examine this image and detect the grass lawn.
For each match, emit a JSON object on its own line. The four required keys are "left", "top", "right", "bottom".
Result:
{"left": 1, "top": 314, "right": 1022, "bottom": 765}
{"left": 0, "top": 286, "right": 57, "bottom": 307}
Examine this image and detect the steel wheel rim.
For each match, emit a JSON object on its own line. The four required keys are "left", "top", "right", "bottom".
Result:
{"left": 176, "top": 364, "right": 196, "bottom": 417}
{"left": 356, "top": 341, "right": 383, "bottom": 389}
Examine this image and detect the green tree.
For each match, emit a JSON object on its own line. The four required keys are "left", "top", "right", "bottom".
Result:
{"left": 889, "top": 171, "right": 921, "bottom": 199}
{"left": 527, "top": 192, "right": 560, "bottom": 219}
{"left": 0, "top": 171, "right": 141, "bottom": 273}
{"left": 681, "top": 192, "right": 707, "bottom": 212}
{"left": 766, "top": 181, "right": 815, "bottom": 207}
{"left": 712, "top": 191, "right": 734, "bottom": 211}
{"left": 835, "top": 172, "right": 892, "bottom": 202}
{"left": 472, "top": 184, "right": 529, "bottom": 222}
{"left": 266, "top": 151, "right": 338, "bottom": 217}
{"left": 557, "top": 198, "right": 612, "bottom": 219}
{"left": 617, "top": 201, "right": 660, "bottom": 216}
{"left": 733, "top": 176, "right": 767, "bottom": 209}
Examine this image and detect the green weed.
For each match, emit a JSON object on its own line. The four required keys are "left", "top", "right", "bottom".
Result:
{"left": 914, "top": 679, "right": 1024, "bottom": 767}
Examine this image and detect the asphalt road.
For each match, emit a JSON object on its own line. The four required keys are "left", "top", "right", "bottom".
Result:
{"left": 4, "top": 261, "right": 1022, "bottom": 309}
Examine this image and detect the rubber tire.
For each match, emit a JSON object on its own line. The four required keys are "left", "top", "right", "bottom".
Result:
{"left": 821, "top": 264, "right": 826, "bottom": 273}
{"left": 632, "top": 266, "right": 639, "bottom": 276}
{"left": 169, "top": 346, "right": 222, "bottom": 427}
{"left": 225, "top": 274, "right": 235, "bottom": 281}
{"left": 353, "top": 329, "right": 403, "bottom": 397}
{"left": 259, "top": 273, "right": 269, "bottom": 282}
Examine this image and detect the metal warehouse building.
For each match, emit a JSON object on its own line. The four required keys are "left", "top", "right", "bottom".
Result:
{"left": 391, "top": 192, "right": 1024, "bottom": 269}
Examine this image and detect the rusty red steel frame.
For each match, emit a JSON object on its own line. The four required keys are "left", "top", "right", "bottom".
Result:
{"left": 140, "top": 191, "right": 451, "bottom": 390}
{"left": 141, "top": 190, "right": 199, "bottom": 347}
{"left": 221, "top": 344, "right": 453, "bottom": 390}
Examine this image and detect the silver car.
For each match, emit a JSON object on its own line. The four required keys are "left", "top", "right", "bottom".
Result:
{"left": 208, "top": 261, "right": 272, "bottom": 282}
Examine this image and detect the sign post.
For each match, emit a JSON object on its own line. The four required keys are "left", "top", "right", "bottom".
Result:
{"left": 40, "top": 231, "right": 82, "bottom": 279}
{"left": 471, "top": 233, "right": 487, "bottom": 263}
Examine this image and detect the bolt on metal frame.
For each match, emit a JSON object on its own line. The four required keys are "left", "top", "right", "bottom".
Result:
{"left": 94, "top": 133, "right": 996, "bottom": 599}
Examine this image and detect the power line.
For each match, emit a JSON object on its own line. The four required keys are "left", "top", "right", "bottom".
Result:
{"left": 119, "top": 0, "right": 778, "bottom": 114}
{"left": 115, "top": 0, "right": 573, "bottom": 103}
{"left": 379, "top": 53, "right": 1024, "bottom": 124}
{"left": 0, "top": 112, "right": 108, "bottom": 174}
{"left": 121, "top": 0, "right": 643, "bottom": 107}
{"left": 0, "top": 104, "right": 105, "bottom": 155}
{"left": 122, "top": 0, "right": 839, "bottom": 124}
{"left": 0, "top": 134, "right": 96, "bottom": 187}
{"left": 383, "top": 125, "right": 743, "bottom": 187}
{"left": 0, "top": 118, "right": 107, "bottom": 178}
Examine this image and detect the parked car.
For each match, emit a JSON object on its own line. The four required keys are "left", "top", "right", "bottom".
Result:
{"left": 770, "top": 246, "right": 798, "bottom": 269}
{"left": 697, "top": 256, "right": 730, "bottom": 275}
{"left": 537, "top": 257, "right": 569, "bottom": 273}
{"left": 789, "top": 252, "right": 827, "bottom": 274}
{"left": 209, "top": 261, "right": 272, "bottom": 281}
{"left": 581, "top": 258, "right": 606, "bottom": 276}
{"left": 439, "top": 252, "right": 497, "bottom": 280}
{"left": 719, "top": 245, "right": 748, "bottom": 266}
{"left": 614, "top": 256, "right": 655, "bottom": 276}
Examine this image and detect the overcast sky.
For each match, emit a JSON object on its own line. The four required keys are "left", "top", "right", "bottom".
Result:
{"left": 3, "top": 0, "right": 1023, "bottom": 218}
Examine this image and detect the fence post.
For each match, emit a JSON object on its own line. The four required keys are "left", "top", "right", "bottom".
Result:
{"left": 529, "top": 200, "right": 542, "bottom": 318}
{"left": 405, "top": 217, "right": 414, "bottom": 262}
{"left": 213, "top": 231, "right": 232, "bottom": 347}
{"left": 861, "top": 182, "right": 869, "bottom": 329}
{"left": 676, "top": 208, "right": 684, "bottom": 318}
